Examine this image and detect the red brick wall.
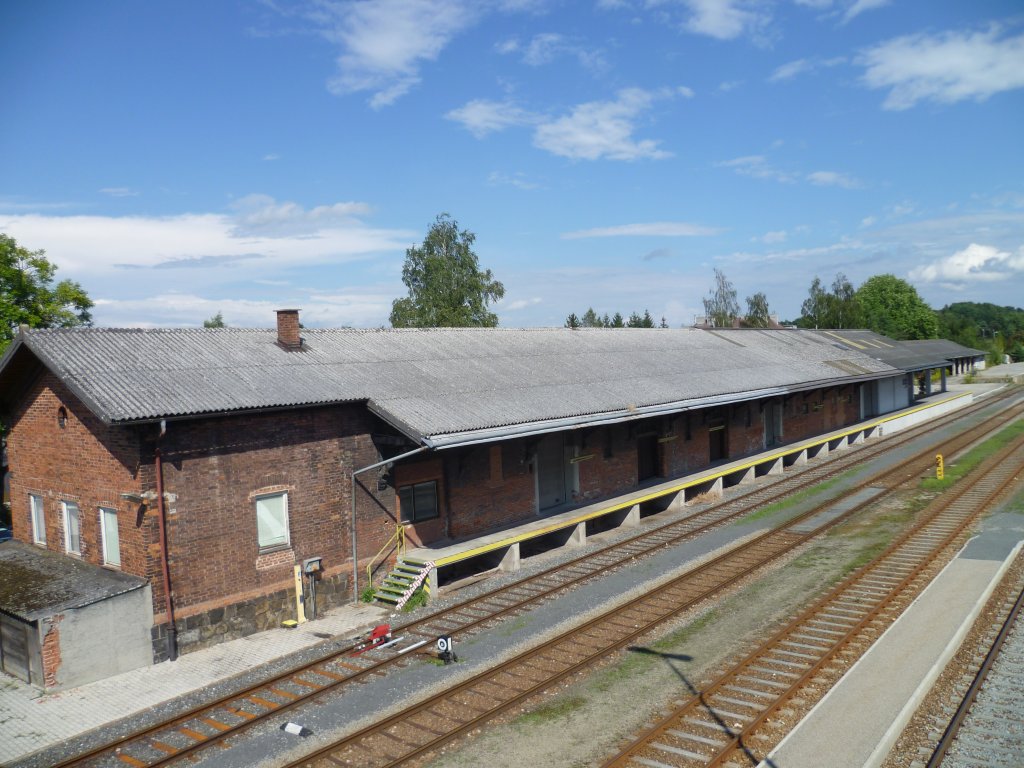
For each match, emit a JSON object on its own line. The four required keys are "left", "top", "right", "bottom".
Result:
{"left": 578, "top": 426, "right": 636, "bottom": 500}
{"left": 41, "top": 616, "right": 61, "bottom": 689}
{"left": 6, "top": 372, "right": 155, "bottom": 582}
{"left": 149, "top": 404, "right": 392, "bottom": 620}
{"left": 443, "top": 442, "right": 534, "bottom": 539}
{"left": 393, "top": 457, "right": 446, "bottom": 546}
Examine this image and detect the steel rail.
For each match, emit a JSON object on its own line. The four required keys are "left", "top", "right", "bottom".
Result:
{"left": 603, "top": 428, "right": 1024, "bottom": 768}
{"left": 52, "top": 390, "right": 1023, "bottom": 768}
{"left": 925, "top": 581, "right": 1024, "bottom": 767}
{"left": 286, "top": 419, "right": 1024, "bottom": 768}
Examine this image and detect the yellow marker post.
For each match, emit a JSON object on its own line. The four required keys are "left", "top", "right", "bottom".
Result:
{"left": 936, "top": 454, "right": 944, "bottom": 480}
{"left": 294, "top": 564, "right": 307, "bottom": 624}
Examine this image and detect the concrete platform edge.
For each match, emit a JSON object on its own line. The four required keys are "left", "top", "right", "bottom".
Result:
{"left": 863, "top": 537, "right": 1024, "bottom": 768}
{"left": 758, "top": 536, "right": 1024, "bottom": 768}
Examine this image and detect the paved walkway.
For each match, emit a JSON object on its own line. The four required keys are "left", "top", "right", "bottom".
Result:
{"left": 761, "top": 513, "right": 1024, "bottom": 768}
{"left": 0, "top": 602, "right": 387, "bottom": 765}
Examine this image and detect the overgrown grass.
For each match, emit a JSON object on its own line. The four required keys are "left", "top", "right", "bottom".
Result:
{"left": 360, "top": 584, "right": 376, "bottom": 603}
{"left": 496, "top": 616, "right": 530, "bottom": 637}
{"left": 402, "top": 587, "right": 428, "bottom": 612}
{"left": 739, "top": 470, "right": 854, "bottom": 524}
{"left": 514, "top": 695, "right": 587, "bottom": 726}
{"left": 921, "top": 420, "right": 1024, "bottom": 492}
{"left": 590, "top": 609, "right": 720, "bottom": 694}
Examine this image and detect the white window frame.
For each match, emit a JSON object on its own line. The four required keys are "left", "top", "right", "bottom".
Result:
{"left": 62, "top": 500, "right": 81, "bottom": 555}
{"left": 99, "top": 506, "right": 120, "bottom": 567}
{"left": 30, "top": 494, "right": 46, "bottom": 545}
{"left": 255, "top": 491, "right": 290, "bottom": 551}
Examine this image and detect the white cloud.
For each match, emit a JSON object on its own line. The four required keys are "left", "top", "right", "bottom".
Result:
{"left": 321, "top": 0, "right": 479, "bottom": 108}
{"left": 770, "top": 59, "right": 811, "bottom": 82}
{"left": 769, "top": 56, "right": 845, "bottom": 82}
{"left": 487, "top": 171, "right": 540, "bottom": 190}
{"left": 909, "top": 243, "right": 1024, "bottom": 285}
{"left": 843, "top": 0, "right": 889, "bottom": 23}
{"left": 445, "top": 99, "right": 539, "bottom": 138}
{"left": 858, "top": 26, "right": 1024, "bottom": 110}
{"left": 0, "top": 198, "right": 412, "bottom": 281}
{"left": 806, "top": 170, "right": 861, "bottom": 189}
{"left": 501, "top": 296, "right": 543, "bottom": 311}
{"left": 93, "top": 290, "right": 396, "bottom": 328}
{"left": 502, "top": 32, "right": 608, "bottom": 72}
{"left": 680, "top": 0, "right": 767, "bottom": 41}
{"left": 860, "top": 216, "right": 876, "bottom": 228}
{"left": 229, "top": 194, "right": 374, "bottom": 237}
{"left": 562, "top": 222, "right": 719, "bottom": 239}
{"left": 718, "top": 155, "right": 796, "bottom": 183}
{"left": 533, "top": 88, "right": 674, "bottom": 161}
{"left": 759, "top": 230, "right": 787, "bottom": 244}
{"left": 100, "top": 187, "right": 139, "bottom": 198}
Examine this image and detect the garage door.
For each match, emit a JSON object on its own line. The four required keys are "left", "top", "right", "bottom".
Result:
{"left": 0, "top": 613, "right": 40, "bottom": 686}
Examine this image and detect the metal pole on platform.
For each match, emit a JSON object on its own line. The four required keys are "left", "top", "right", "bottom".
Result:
{"left": 350, "top": 445, "right": 428, "bottom": 603}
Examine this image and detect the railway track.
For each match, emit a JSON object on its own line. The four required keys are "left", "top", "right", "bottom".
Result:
{"left": 602, "top": 427, "right": 1024, "bottom": 767}
{"left": 925, "top": 571, "right": 1024, "bottom": 767}
{"left": 52, "top": 390, "right": 1023, "bottom": 768}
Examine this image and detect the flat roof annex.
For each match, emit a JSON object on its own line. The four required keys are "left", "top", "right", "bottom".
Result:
{"left": 0, "top": 326, "right": 900, "bottom": 449}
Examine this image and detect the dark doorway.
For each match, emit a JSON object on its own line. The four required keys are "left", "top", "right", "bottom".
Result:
{"left": 637, "top": 434, "right": 659, "bottom": 482}
{"left": 765, "top": 401, "right": 783, "bottom": 447}
{"left": 536, "top": 434, "right": 577, "bottom": 512}
{"left": 709, "top": 421, "right": 727, "bottom": 462}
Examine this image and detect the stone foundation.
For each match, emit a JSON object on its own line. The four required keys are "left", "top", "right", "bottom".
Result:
{"left": 150, "top": 570, "right": 349, "bottom": 662}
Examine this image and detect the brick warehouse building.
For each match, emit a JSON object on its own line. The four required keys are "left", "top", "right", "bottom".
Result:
{"left": 0, "top": 311, "right": 978, "bottom": 688}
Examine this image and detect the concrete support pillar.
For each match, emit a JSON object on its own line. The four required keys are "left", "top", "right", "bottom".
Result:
{"left": 809, "top": 443, "right": 828, "bottom": 460}
{"left": 832, "top": 436, "right": 848, "bottom": 451}
{"left": 791, "top": 449, "right": 808, "bottom": 466}
{"left": 621, "top": 504, "right": 641, "bottom": 527}
{"left": 940, "top": 367, "right": 947, "bottom": 393}
{"left": 851, "top": 431, "right": 864, "bottom": 445}
{"left": 569, "top": 522, "right": 586, "bottom": 547}
{"left": 764, "top": 457, "right": 783, "bottom": 476}
{"left": 738, "top": 466, "right": 756, "bottom": 485}
{"left": 426, "top": 566, "right": 439, "bottom": 595}
{"left": 667, "top": 491, "right": 685, "bottom": 512}
{"left": 710, "top": 477, "right": 723, "bottom": 500}
{"left": 498, "top": 543, "right": 521, "bottom": 573}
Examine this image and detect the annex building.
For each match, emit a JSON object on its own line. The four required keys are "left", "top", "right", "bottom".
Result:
{"left": 0, "top": 311, "right": 983, "bottom": 689}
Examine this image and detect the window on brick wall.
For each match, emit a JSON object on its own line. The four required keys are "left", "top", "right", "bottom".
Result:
{"left": 62, "top": 501, "right": 81, "bottom": 555}
{"left": 398, "top": 480, "right": 438, "bottom": 524}
{"left": 30, "top": 494, "right": 46, "bottom": 545}
{"left": 255, "top": 491, "right": 290, "bottom": 550}
{"left": 100, "top": 507, "right": 120, "bottom": 567}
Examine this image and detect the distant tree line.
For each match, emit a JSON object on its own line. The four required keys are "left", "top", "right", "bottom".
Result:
{"left": 565, "top": 308, "right": 666, "bottom": 329}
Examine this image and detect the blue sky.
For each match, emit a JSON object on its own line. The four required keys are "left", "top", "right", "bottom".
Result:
{"left": 2, "top": 1, "right": 1023, "bottom": 329}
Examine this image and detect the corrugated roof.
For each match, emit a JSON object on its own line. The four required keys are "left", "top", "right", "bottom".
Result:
{"left": 811, "top": 330, "right": 983, "bottom": 370}
{"left": 0, "top": 540, "right": 148, "bottom": 621}
{"left": 6, "top": 326, "right": 900, "bottom": 442}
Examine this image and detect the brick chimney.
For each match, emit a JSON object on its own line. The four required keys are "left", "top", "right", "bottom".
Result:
{"left": 276, "top": 309, "right": 302, "bottom": 349}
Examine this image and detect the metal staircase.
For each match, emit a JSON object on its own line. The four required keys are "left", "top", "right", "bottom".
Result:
{"left": 372, "top": 558, "right": 433, "bottom": 609}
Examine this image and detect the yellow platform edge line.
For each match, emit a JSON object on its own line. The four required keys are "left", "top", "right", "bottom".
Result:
{"left": 404, "top": 392, "right": 970, "bottom": 569}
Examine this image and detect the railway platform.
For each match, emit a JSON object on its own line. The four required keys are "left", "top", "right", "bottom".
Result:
{"left": 761, "top": 511, "right": 1024, "bottom": 768}
{"left": 405, "top": 388, "right": 978, "bottom": 590}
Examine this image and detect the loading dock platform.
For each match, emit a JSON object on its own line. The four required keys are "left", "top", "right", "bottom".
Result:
{"left": 404, "top": 391, "right": 974, "bottom": 594}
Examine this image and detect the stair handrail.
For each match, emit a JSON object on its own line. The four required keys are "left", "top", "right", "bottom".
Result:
{"left": 367, "top": 523, "right": 405, "bottom": 587}
{"left": 392, "top": 561, "right": 435, "bottom": 612}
